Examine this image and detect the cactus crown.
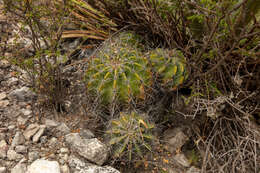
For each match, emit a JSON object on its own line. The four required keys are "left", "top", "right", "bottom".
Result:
{"left": 149, "top": 48, "right": 188, "bottom": 90}
{"left": 85, "top": 32, "right": 152, "bottom": 104}
{"left": 106, "top": 111, "right": 155, "bottom": 160}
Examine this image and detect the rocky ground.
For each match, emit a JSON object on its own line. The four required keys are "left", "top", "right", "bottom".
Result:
{"left": 0, "top": 57, "right": 202, "bottom": 173}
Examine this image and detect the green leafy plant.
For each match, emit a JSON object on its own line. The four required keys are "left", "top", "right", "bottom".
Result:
{"left": 149, "top": 48, "right": 188, "bottom": 90}
{"left": 106, "top": 111, "right": 155, "bottom": 160}
{"left": 85, "top": 32, "right": 152, "bottom": 104}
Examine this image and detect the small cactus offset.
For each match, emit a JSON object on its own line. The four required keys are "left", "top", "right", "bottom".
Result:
{"left": 85, "top": 32, "right": 152, "bottom": 104}
{"left": 106, "top": 111, "right": 155, "bottom": 160}
{"left": 149, "top": 48, "right": 188, "bottom": 90}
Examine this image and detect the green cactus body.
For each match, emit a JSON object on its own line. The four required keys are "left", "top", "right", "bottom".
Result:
{"left": 85, "top": 32, "right": 151, "bottom": 104}
{"left": 149, "top": 48, "right": 188, "bottom": 90}
{"left": 106, "top": 111, "right": 155, "bottom": 160}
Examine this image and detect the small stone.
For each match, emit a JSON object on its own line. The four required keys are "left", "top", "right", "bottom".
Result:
{"left": 186, "top": 166, "right": 201, "bottom": 173}
{"left": 11, "top": 132, "right": 26, "bottom": 148}
{"left": 28, "top": 151, "right": 40, "bottom": 163}
{"left": 7, "top": 149, "right": 23, "bottom": 161}
{"left": 60, "top": 165, "right": 70, "bottom": 173}
{"left": 0, "top": 133, "right": 5, "bottom": 140}
{"left": 8, "top": 87, "right": 36, "bottom": 102}
{"left": 83, "top": 166, "right": 120, "bottom": 173}
{"left": 49, "top": 137, "right": 59, "bottom": 148}
{"left": 65, "top": 133, "right": 108, "bottom": 165}
{"left": 15, "top": 145, "right": 27, "bottom": 154}
{"left": 164, "top": 127, "right": 189, "bottom": 153}
{"left": 27, "top": 159, "right": 60, "bottom": 173}
{"left": 32, "top": 125, "right": 46, "bottom": 143}
{"left": 56, "top": 123, "right": 70, "bottom": 135}
{"left": 7, "top": 77, "right": 19, "bottom": 86}
{"left": 0, "top": 140, "right": 8, "bottom": 159}
{"left": 173, "top": 153, "right": 190, "bottom": 167}
{"left": 45, "top": 119, "right": 60, "bottom": 128}
{"left": 11, "top": 163, "right": 27, "bottom": 173}
{"left": 40, "top": 136, "right": 48, "bottom": 144}
{"left": 8, "top": 125, "right": 16, "bottom": 130}
{"left": 79, "top": 129, "right": 95, "bottom": 139}
{"left": 0, "top": 167, "right": 6, "bottom": 173}
{"left": 60, "top": 148, "right": 69, "bottom": 154}
{"left": 0, "top": 100, "right": 9, "bottom": 107}
{"left": 0, "top": 60, "right": 10, "bottom": 68}
{"left": 23, "top": 124, "right": 40, "bottom": 140}
{"left": 0, "top": 92, "right": 7, "bottom": 100}
{"left": 21, "top": 109, "right": 32, "bottom": 116}
{"left": 17, "top": 116, "right": 29, "bottom": 126}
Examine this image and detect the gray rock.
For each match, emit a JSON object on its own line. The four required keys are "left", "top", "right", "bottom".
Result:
{"left": 23, "top": 124, "right": 40, "bottom": 140}
{"left": 33, "top": 125, "right": 46, "bottom": 143}
{"left": 68, "top": 156, "right": 88, "bottom": 170}
{"left": 56, "top": 123, "right": 70, "bottom": 135}
{"left": 60, "top": 148, "right": 69, "bottom": 154}
{"left": 40, "top": 136, "right": 48, "bottom": 144}
{"left": 0, "top": 133, "right": 5, "bottom": 141}
{"left": 45, "top": 119, "right": 60, "bottom": 128}
{"left": 0, "top": 60, "right": 10, "bottom": 68}
{"left": 15, "top": 145, "right": 27, "bottom": 154}
{"left": 60, "top": 165, "right": 70, "bottom": 173}
{"left": 11, "top": 163, "right": 27, "bottom": 173}
{"left": 7, "top": 77, "right": 19, "bottom": 86}
{"left": 82, "top": 166, "right": 120, "bottom": 173}
{"left": 79, "top": 129, "right": 95, "bottom": 139}
{"left": 173, "top": 153, "right": 190, "bottom": 167}
{"left": 0, "top": 167, "right": 6, "bottom": 173}
{"left": 17, "top": 116, "right": 29, "bottom": 126}
{"left": 186, "top": 166, "right": 201, "bottom": 173}
{"left": 0, "top": 100, "right": 9, "bottom": 107}
{"left": 11, "top": 132, "right": 26, "bottom": 148}
{"left": 8, "top": 125, "right": 16, "bottom": 130}
{"left": 0, "top": 92, "right": 7, "bottom": 100}
{"left": 7, "top": 149, "right": 23, "bottom": 161}
{"left": 9, "top": 87, "right": 36, "bottom": 101}
{"left": 21, "top": 109, "right": 32, "bottom": 116}
{"left": 65, "top": 133, "right": 108, "bottom": 165}
{"left": 28, "top": 151, "right": 39, "bottom": 162}
{"left": 49, "top": 137, "right": 59, "bottom": 148}
{"left": 27, "top": 159, "right": 60, "bottom": 173}
{"left": 0, "top": 140, "right": 8, "bottom": 159}
{"left": 163, "top": 127, "right": 189, "bottom": 153}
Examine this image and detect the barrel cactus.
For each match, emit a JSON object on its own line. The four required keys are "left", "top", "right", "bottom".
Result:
{"left": 85, "top": 32, "right": 152, "bottom": 104}
{"left": 149, "top": 48, "right": 188, "bottom": 90}
{"left": 106, "top": 111, "right": 155, "bottom": 160}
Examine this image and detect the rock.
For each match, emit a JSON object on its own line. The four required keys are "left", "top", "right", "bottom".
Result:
{"left": 15, "top": 145, "right": 27, "bottom": 154}
{"left": 7, "top": 77, "right": 19, "bottom": 86}
{"left": 0, "top": 167, "right": 6, "bottom": 173}
{"left": 0, "top": 140, "right": 8, "bottom": 159}
{"left": 60, "top": 148, "right": 69, "bottom": 154}
{"left": 7, "top": 149, "right": 23, "bottom": 161}
{"left": 60, "top": 165, "right": 70, "bottom": 173}
{"left": 0, "top": 60, "right": 10, "bottom": 68}
{"left": 0, "top": 133, "right": 5, "bottom": 140}
{"left": 17, "top": 116, "right": 29, "bottom": 126}
{"left": 56, "top": 123, "right": 70, "bottom": 135}
{"left": 65, "top": 133, "right": 108, "bottom": 165}
{"left": 9, "top": 87, "right": 36, "bottom": 102}
{"left": 40, "top": 136, "right": 48, "bottom": 144}
{"left": 83, "top": 166, "right": 120, "bottom": 173}
{"left": 45, "top": 119, "right": 60, "bottom": 128}
{"left": 0, "top": 92, "right": 7, "bottom": 100}
{"left": 11, "top": 132, "right": 26, "bottom": 148}
{"left": 49, "top": 137, "right": 59, "bottom": 148}
{"left": 0, "top": 100, "right": 9, "bottom": 107}
{"left": 68, "top": 156, "right": 88, "bottom": 170}
{"left": 186, "top": 166, "right": 201, "bottom": 173}
{"left": 33, "top": 125, "right": 46, "bottom": 143}
{"left": 21, "top": 109, "right": 32, "bottom": 116}
{"left": 173, "top": 153, "right": 190, "bottom": 168}
{"left": 79, "top": 129, "right": 95, "bottom": 139}
{"left": 8, "top": 125, "right": 16, "bottom": 130}
{"left": 27, "top": 159, "right": 60, "bottom": 173}
{"left": 28, "top": 151, "right": 39, "bottom": 162}
{"left": 11, "top": 163, "right": 27, "bottom": 173}
{"left": 164, "top": 127, "right": 189, "bottom": 153}
{"left": 23, "top": 124, "right": 40, "bottom": 140}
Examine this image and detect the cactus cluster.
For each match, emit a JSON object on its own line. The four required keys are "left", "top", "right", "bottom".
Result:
{"left": 106, "top": 111, "right": 155, "bottom": 160}
{"left": 149, "top": 48, "right": 188, "bottom": 90}
{"left": 85, "top": 32, "right": 152, "bottom": 104}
